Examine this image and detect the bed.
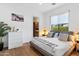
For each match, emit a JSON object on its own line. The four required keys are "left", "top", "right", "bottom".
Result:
{"left": 30, "top": 32, "right": 76, "bottom": 56}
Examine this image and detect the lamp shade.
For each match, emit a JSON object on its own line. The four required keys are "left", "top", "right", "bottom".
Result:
{"left": 76, "top": 32, "right": 79, "bottom": 41}
{"left": 41, "top": 27, "right": 48, "bottom": 36}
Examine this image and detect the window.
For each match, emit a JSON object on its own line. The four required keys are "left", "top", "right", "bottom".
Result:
{"left": 51, "top": 12, "right": 69, "bottom": 32}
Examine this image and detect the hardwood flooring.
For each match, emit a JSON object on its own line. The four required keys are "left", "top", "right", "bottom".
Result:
{"left": 0, "top": 43, "right": 79, "bottom": 56}
{"left": 0, "top": 43, "right": 42, "bottom": 56}
{"left": 71, "top": 51, "right": 79, "bottom": 56}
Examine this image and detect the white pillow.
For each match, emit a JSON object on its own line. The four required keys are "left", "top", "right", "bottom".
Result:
{"left": 54, "top": 33, "right": 58, "bottom": 37}
{"left": 47, "top": 32, "right": 53, "bottom": 37}
{"left": 58, "top": 33, "right": 69, "bottom": 41}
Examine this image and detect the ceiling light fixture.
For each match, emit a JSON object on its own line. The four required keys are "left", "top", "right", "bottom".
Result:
{"left": 52, "top": 3, "right": 56, "bottom": 5}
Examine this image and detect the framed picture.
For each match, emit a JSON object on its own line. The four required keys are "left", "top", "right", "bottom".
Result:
{"left": 12, "top": 13, "right": 24, "bottom": 22}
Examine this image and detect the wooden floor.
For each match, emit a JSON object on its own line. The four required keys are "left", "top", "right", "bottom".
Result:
{"left": 71, "top": 51, "right": 79, "bottom": 56}
{"left": 0, "top": 43, "right": 79, "bottom": 56}
{"left": 0, "top": 43, "right": 42, "bottom": 56}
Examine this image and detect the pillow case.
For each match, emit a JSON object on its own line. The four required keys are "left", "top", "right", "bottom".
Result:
{"left": 54, "top": 33, "right": 59, "bottom": 37}
{"left": 47, "top": 32, "right": 54, "bottom": 37}
{"left": 67, "top": 35, "right": 75, "bottom": 42}
{"left": 47, "top": 32, "right": 60, "bottom": 38}
{"left": 58, "top": 33, "right": 69, "bottom": 41}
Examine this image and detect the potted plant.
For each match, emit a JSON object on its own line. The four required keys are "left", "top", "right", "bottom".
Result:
{"left": 0, "top": 22, "right": 11, "bottom": 51}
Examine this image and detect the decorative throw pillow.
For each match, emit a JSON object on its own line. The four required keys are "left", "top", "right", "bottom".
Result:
{"left": 58, "top": 33, "right": 69, "bottom": 41}
{"left": 68, "top": 35, "right": 75, "bottom": 41}
{"left": 67, "top": 35, "right": 72, "bottom": 41}
{"left": 47, "top": 32, "right": 54, "bottom": 37}
{"left": 52, "top": 32, "right": 55, "bottom": 37}
{"left": 54, "top": 33, "right": 59, "bottom": 37}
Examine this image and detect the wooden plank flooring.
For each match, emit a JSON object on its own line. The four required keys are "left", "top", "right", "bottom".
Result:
{"left": 0, "top": 43, "right": 79, "bottom": 56}
{"left": 0, "top": 43, "right": 42, "bottom": 56}
{"left": 70, "top": 51, "right": 79, "bottom": 56}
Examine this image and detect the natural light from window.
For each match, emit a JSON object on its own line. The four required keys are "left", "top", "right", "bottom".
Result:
{"left": 51, "top": 12, "right": 69, "bottom": 32}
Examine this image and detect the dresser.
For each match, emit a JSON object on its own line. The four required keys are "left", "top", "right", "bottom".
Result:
{"left": 8, "top": 32, "right": 23, "bottom": 49}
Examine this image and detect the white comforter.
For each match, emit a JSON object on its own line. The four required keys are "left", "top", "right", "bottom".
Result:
{"left": 32, "top": 37, "right": 74, "bottom": 56}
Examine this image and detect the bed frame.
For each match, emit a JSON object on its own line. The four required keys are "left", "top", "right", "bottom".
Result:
{"left": 30, "top": 41, "right": 75, "bottom": 56}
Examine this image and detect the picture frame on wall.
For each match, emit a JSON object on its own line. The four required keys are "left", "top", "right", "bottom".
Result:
{"left": 12, "top": 13, "right": 24, "bottom": 22}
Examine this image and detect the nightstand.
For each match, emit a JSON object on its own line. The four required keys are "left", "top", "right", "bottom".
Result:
{"left": 76, "top": 41, "right": 79, "bottom": 52}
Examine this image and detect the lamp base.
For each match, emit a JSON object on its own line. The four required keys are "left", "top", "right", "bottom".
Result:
{"left": 42, "top": 34, "right": 46, "bottom": 36}
{"left": 77, "top": 41, "right": 79, "bottom": 43}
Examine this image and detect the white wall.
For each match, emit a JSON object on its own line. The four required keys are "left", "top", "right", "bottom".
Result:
{"left": 0, "top": 3, "right": 43, "bottom": 44}
{"left": 43, "top": 3, "right": 79, "bottom": 32}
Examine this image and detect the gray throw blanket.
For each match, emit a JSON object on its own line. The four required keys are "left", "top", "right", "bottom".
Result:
{"left": 33, "top": 37, "right": 58, "bottom": 53}
{"left": 34, "top": 37, "right": 58, "bottom": 48}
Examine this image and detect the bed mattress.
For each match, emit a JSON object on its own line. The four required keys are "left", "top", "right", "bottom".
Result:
{"left": 31, "top": 37, "right": 74, "bottom": 56}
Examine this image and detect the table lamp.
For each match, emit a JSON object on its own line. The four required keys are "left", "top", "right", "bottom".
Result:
{"left": 42, "top": 27, "right": 48, "bottom": 36}
{"left": 76, "top": 32, "right": 79, "bottom": 43}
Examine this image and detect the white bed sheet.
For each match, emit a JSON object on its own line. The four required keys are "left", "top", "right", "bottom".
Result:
{"left": 32, "top": 37, "right": 74, "bottom": 56}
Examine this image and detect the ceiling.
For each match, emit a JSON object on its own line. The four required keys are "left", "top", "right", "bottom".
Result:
{"left": 0, "top": 3, "right": 64, "bottom": 13}
{"left": 37, "top": 3, "right": 64, "bottom": 12}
